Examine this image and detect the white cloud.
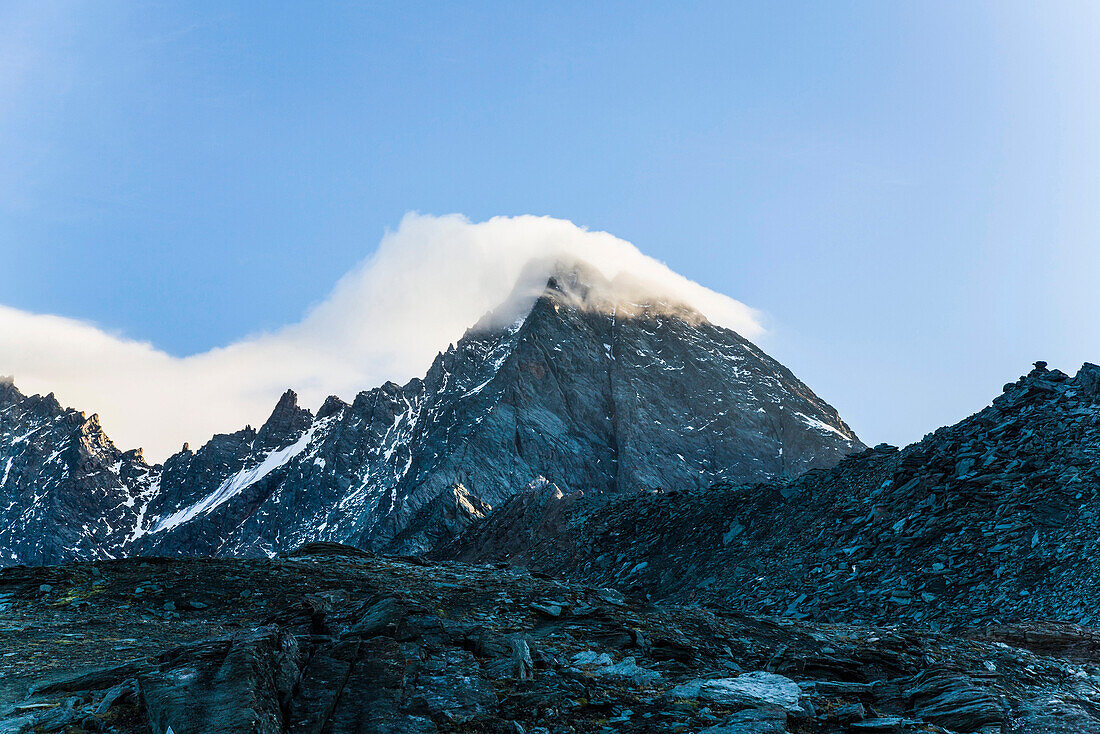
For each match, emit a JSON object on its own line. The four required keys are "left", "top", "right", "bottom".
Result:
{"left": 0, "top": 213, "right": 762, "bottom": 461}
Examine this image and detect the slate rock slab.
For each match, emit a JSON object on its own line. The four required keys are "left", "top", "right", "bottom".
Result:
{"left": 699, "top": 671, "right": 804, "bottom": 713}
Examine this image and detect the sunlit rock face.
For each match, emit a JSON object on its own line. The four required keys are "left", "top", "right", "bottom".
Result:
{"left": 0, "top": 260, "right": 861, "bottom": 565}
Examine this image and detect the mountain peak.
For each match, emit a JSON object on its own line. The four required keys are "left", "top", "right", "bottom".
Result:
{"left": 0, "top": 376, "right": 21, "bottom": 408}
{"left": 472, "top": 256, "right": 707, "bottom": 337}
{"left": 272, "top": 388, "right": 300, "bottom": 413}
{"left": 542, "top": 259, "right": 607, "bottom": 302}
{"left": 255, "top": 389, "right": 313, "bottom": 448}
{"left": 541, "top": 258, "right": 696, "bottom": 315}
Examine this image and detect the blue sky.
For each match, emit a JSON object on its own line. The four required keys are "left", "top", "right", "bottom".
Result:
{"left": 2, "top": 1, "right": 1099, "bottom": 450}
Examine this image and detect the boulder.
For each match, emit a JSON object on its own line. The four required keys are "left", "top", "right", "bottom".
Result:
{"left": 699, "top": 672, "right": 803, "bottom": 714}
{"left": 594, "top": 656, "right": 663, "bottom": 686}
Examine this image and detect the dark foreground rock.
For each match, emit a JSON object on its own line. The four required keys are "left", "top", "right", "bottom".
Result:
{"left": 3, "top": 545, "right": 1100, "bottom": 733}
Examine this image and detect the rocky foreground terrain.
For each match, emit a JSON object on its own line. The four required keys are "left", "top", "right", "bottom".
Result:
{"left": 3, "top": 543, "right": 1100, "bottom": 733}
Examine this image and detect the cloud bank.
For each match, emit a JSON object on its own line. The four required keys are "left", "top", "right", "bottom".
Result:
{"left": 0, "top": 213, "right": 762, "bottom": 461}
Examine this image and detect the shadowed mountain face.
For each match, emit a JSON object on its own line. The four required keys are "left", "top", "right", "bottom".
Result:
{"left": 440, "top": 361, "right": 1100, "bottom": 628}
{"left": 0, "top": 262, "right": 862, "bottom": 566}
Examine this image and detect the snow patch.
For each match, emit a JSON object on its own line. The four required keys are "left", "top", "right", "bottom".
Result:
{"left": 793, "top": 412, "right": 849, "bottom": 439}
{"left": 150, "top": 420, "right": 327, "bottom": 533}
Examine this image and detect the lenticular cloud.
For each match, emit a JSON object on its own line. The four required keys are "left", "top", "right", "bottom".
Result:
{"left": 0, "top": 213, "right": 762, "bottom": 461}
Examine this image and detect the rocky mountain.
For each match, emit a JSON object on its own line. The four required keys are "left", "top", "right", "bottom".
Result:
{"left": 9, "top": 275, "right": 1100, "bottom": 734}
{"left": 440, "top": 361, "right": 1100, "bottom": 628}
{"left": 4, "top": 545, "right": 1100, "bottom": 733}
{"left": 0, "top": 261, "right": 862, "bottom": 566}
{"left": 0, "top": 380, "right": 155, "bottom": 566}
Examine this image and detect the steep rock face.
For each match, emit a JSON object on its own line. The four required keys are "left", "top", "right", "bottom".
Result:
{"left": 1, "top": 262, "right": 862, "bottom": 565}
{"left": 443, "top": 361, "right": 1100, "bottom": 627}
{"left": 0, "top": 380, "right": 155, "bottom": 565}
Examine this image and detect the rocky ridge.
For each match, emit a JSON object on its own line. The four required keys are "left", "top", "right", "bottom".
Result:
{"left": 440, "top": 361, "right": 1100, "bottom": 628}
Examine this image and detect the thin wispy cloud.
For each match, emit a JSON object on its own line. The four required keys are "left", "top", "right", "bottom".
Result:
{"left": 0, "top": 213, "right": 762, "bottom": 461}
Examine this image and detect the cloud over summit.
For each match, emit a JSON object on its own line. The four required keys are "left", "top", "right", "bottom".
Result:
{"left": 0, "top": 213, "right": 762, "bottom": 461}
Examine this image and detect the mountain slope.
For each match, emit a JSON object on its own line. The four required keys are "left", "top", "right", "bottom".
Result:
{"left": 441, "top": 361, "right": 1100, "bottom": 627}
{"left": 0, "top": 261, "right": 862, "bottom": 566}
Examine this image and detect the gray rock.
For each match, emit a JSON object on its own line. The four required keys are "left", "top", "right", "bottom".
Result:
{"left": 93, "top": 679, "right": 135, "bottom": 715}
{"left": 345, "top": 597, "right": 406, "bottom": 639}
{"left": 906, "top": 669, "right": 1005, "bottom": 732}
{"left": 849, "top": 718, "right": 919, "bottom": 733}
{"left": 529, "top": 601, "right": 564, "bottom": 617}
{"left": 509, "top": 635, "right": 534, "bottom": 681}
{"left": 4, "top": 551, "right": 1100, "bottom": 734}
{"left": 571, "top": 651, "right": 614, "bottom": 667}
{"left": 699, "top": 672, "right": 803, "bottom": 714}
{"left": 139, "top": 629, "right": 296, "bottom": 734}
{"left": 594, "top": 656, "right": 663, "bottom": 686}
{"left": 834, "top": 702, "right": 867, "bottom": 721}
{"left": 668, "top": 678, "right": 707, "bottom": 698}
